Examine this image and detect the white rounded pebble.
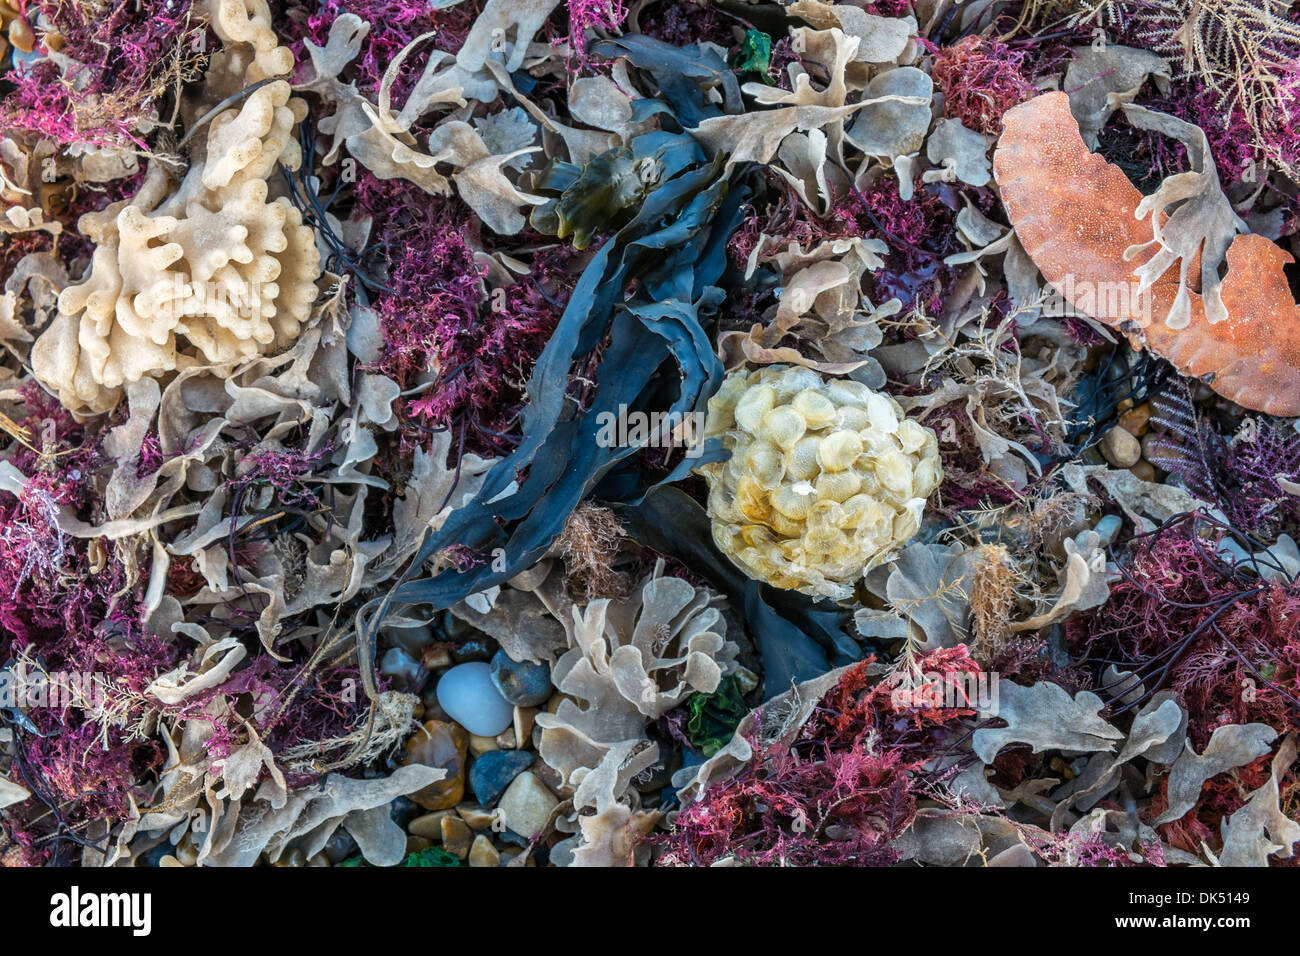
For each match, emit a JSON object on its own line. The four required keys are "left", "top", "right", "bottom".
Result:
{"left": 436, "top": 662, "right": 514, "bottom": 737}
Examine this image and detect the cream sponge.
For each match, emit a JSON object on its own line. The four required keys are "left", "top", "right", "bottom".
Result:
{"left": 698, "top": 365, "right": 943, "bottom": 601}
{"left": 32, "top": 2, "right": 319, "bottom": 414}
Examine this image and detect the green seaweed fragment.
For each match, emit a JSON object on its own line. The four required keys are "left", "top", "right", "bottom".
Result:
{"left": 733, "top": 30, "right": 773, "bottom": 81}
{"left": 337, "top": 847, "right": 461, "bottom": 867}
{"left": 686, "top": 675, "right": 749, "bottom": 757}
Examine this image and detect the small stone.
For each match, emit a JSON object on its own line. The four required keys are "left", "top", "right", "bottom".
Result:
{"left": 470, "top": 749, "right": 535, "bottom": 807}
{"left": 440, "top": 815, "right": 473, "bottom": 860}
{"left": 174, "top": 833, "right": 199, "bottom": 867}
{"left": 379, "top": 646, "right": 427, "bottom": 694}
{"left": 531, "top": 754, "right": 565, "bottom": 794}
{"left": 457, "top": 803, "right": 496, "bottom": 830}
{"left": 489, "top": 650, "right": 553, "bottom": 707}
{"left": 468, "top": 733, "right": 499, "bottom": 757}
{"left": 1100, "top": 426, "right": 1141, "bottom": 468}
{"left": 389, "top": 795, "right": 421, "bottom": 830}
{"left": 1048, "top": 756, "right": 1076, "bottom": 779}
{"left": 386, "top": 622, "right": 437, "bottom": 658}
{"left": 1119, "top": 402, "right": 1150, "bottom": 437}
{"left": 272, "top": 848, "right": 307, "bottom": 867}
{"left": 1092, "top": 514, "right": 1122, "bottom": 548}
{"left": 733, "top": 665, "right": 759, "bottom": 694}
{"left": 307, "top": 852, "right": 331, "bottom": 867}
{"left": 408, "top": 810, "right": 455, "bottom": 839}
{"left": 402, "top": 720, "right": 469, "bottom": 811}
{"left": 323, "top": 830, "right": 359, "bottom": 864}
{"left": 494, "top": 727, "right": 517, "bottom": 749}
{"left": 1130, "top": 460, "right": 1156, "bottom": 482}
{"left": 451, "top": 637, "right": 494, "bottom": 663}
{"left": 436, "top": 662, "right": 514, "bottom": 737}
{"left": 513, "top": 706, "right": 537, "bottom": 749}
{"left": 497, "top": 770, "right": 557, "bottom": 839}
{"left": 495, "top": 828, "right": 529, "bottom": 848}
{"left": 468, "top": 835, "right": 500, "bottom": 868}
{"left": 137, "top": 842, "right": 172, "bottom": 868}
{"left": 406, "top": 835, "right": 432, "bottom": 854}
{"left": 421, "top": 644, "right": 453, "bottom": 671}
{"left": 8, "top": 16, "right": 36, "bottom": 55}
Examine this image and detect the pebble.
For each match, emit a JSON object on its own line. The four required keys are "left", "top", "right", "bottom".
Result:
{"left": 469, "top": 749, "right": 535, "bottom": 807}
{"left": 733, "top": 665, "right": 760, "bottom": 694}
{"left": 1119, "top": 402, "right": 1150, "bottom": 437}
{"left": 497, "top": 771, "right": 558, "bottom": 839}
{"left": 379, "top": 646, "right": 427, "bottom": 694}
{"left": 406, "top": 835, "right": 432, "bottom": 854}
{"left": 408, "top": 810, "right": 455, "bottom": 840}
{"left": 8, "top": 17, "right": 35, "bottom": 55}
{"left": 1129, "top": 460, "right": 1156, "bottom": 482}
{"left": 307, "top": 853, "right": 330, "bottom": 867}
{"left": 422, "top": 644, "right": 453, "bottom": 671}
{"left": 441, "top": 815, "right": 473, "bottom": 860}
{"left": 388, "top": 795, "right": 421, "bottom": 829}
{"left": 514, "top": 707, "right": 538, "bottom": 749}
{"left": 451, "top": 638, "right": 495, "bottom": 663}
{"left": 469, "top": 733, "right": 499, "bottom": 757}
{"left": 495, "top": 828, "right": 529, "bottom": 848}
{"left": 531, "top": 754, "right": 565, "bottom": 793}
{"left": 1092, "top": 514, "right": 1122, "bottom": 549}
{"left": 174, "top": 833, "right": 199, "bottom": 867}
{"left": 494, "top": 727, "right": 517, "bottom": 750}
{"left": 489, "top": 650, "right": 553, "bottom": 707}
{"left": 402, "top": 720, "right": 469, "bottom": 811}
{"left": 456, "top": 803, "right": 496, "bottom": 831}
{"left": 468, "top": 835, "right": 500, "bottom": 868}
{"left": 436, "top": 662, "right": 514, "bottom": 737}
{"left": 386, "top": 622, "right": 438, "bottom": 658}
{"left": 1100, "top": 426, "right": 1141, "bottom": 468}
{"left": 139, "top": 842, "right": 173, "bottom": 868}
{"left": 323, "top": 830, "right": 359, "bottom": 864}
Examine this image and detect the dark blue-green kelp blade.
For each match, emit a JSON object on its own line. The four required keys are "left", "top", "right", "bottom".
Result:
{"left": 371, "top": 144, "right": 748, "bottom": 624}
{"left": 588, "top": 36, "right": 742, "bottom": 127}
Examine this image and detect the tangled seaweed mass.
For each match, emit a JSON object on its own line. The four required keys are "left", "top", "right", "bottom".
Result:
{"left": 3, "top": 0, "right": 1300, "bottom": 872}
